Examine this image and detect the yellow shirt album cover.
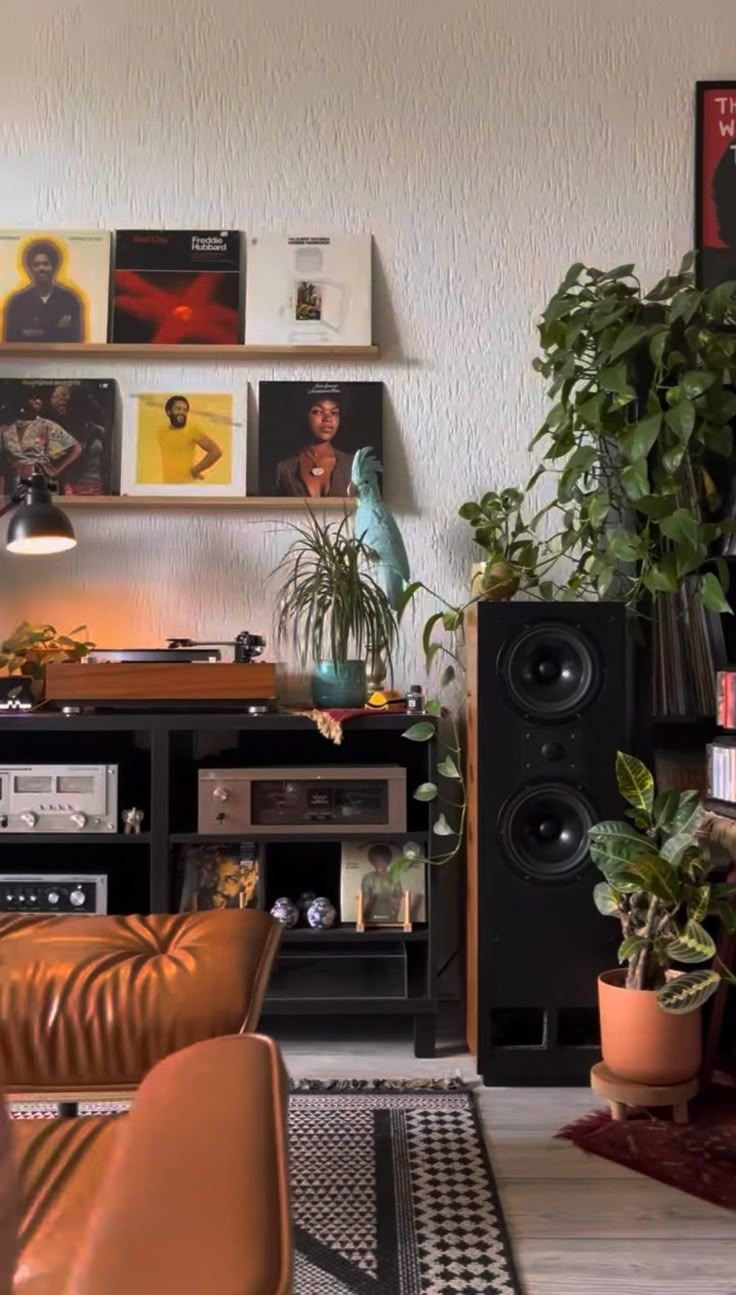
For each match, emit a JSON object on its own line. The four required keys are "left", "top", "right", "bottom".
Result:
{"left": 121, "top": 391, "right": 246, "bottom": 498}
{"left": 0, "top": 230, "right": 111, "bottom": 344}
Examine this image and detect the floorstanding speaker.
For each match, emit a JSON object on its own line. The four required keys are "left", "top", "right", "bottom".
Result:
{"left": 466, "top": 601, "right": 631, "bottom": 1085}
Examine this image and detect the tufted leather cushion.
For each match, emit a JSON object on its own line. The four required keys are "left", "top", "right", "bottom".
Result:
{"left": 0, "top": 910, "right": 281, "bottom": 1091}
{"left": 9, "top": 1035, "right": 291, "bottom": 1295}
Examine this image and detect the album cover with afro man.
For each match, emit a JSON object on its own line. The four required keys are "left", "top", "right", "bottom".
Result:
{"left": 0, "top": 229, "right": 111, "bottom": 343}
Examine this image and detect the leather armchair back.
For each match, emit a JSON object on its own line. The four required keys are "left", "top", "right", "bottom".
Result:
{"left": 0, "top": 910, "right": 281, "bottom": 1090}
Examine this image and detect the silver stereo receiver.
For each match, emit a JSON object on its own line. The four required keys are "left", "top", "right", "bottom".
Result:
{"left": 0, "top": 765, "right": 118, "bottom": 833}
{"left": 0, "top": 874, "right": 108, "bottom": 913}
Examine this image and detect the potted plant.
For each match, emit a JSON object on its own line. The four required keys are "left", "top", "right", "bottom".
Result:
{"left": 273, "top": 511, "right": 398, "bottom": 708}
{"left": 0, "top": 621, "right": 94, "bottom": 700}
{"left": 590, "top": 751, "right": 736, "bottom": 1084}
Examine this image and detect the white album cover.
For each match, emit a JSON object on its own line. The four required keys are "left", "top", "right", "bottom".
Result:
{"left": 245, "top": 234, "right": 372, "bottom": 345}
{"left": 0, "top": 229, "right": 111, "bottom": 344}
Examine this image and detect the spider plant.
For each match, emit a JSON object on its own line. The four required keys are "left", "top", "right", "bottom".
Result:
{"left": 273, "top": 512, "right": 398, "bottom": 705}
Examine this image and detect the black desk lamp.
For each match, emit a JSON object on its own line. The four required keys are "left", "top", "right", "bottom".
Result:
{"left": 1, "top": 466, "right": 76, "bottom": 555}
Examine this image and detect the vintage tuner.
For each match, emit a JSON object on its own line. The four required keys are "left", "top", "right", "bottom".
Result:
{"left": 0, "top": 765, "right": 118, "bottom": 833}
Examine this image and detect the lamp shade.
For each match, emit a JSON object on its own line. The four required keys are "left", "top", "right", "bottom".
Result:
{"left": 6, "top": 477, "right": 76, "bottom": 555}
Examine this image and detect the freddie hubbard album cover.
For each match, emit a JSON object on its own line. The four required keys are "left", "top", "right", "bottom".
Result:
{"left": 245, "top": 234, "right": 372, "bottom": 345}
{"left": 0, "top": 377, "right": 118, "bottom": 496}
{"left": 0, "top": 229, "right": 111, "bottom": 344}
{"left": 257, "top": 380, "right": 383, "bottom": 498}
{"left": 112, "top": 230, "right": 242, "bottom": 344}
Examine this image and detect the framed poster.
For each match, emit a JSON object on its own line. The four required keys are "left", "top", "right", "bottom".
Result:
{"left": 122, "top": 390, "right": 246, "bottom": 497}
{"left": 257, "top": 380, "right": 382, "bottom": 498}
{"left": 696, "top": 82, "right": 736, "bottom": 289}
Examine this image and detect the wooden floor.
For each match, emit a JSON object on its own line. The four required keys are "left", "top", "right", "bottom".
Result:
{"left": 275, "top": 1023, "right": 736, "bottom": 1295}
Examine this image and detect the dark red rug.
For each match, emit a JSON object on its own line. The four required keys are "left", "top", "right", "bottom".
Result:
{"left": 558, "top": 1089, "right": 736, "bottom": 1211}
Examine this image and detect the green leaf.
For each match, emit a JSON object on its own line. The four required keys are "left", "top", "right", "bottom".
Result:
{"left": 437, "top": 755, "right": 461, "bottom": 780}
{"left": 629, "top": 857, "right": 679, "bottom": 904}
{"left": 653, "top": 788, "right": 680, "bottom": 829}
{"left": 440, "top": 665, "right": 455, "bottom": 688}
{"left": 681, "top": 369, "right": 716, "bottom": 399}
{"left": 422, "top": 613, "right": 443, "bottom": 659}
{"left": 664, "top": 400, "right": 696, "bottom": 445}
{"left": 558, "top": 262, "right": 585, "bottom": 292}
{"left": 659, "top": 508, "right": 700, "bottom": 548}
{"left": 442, "top": 610, "right": 461, "bottom": 632}
{"left": 649, "top": 328, "right": 669, "bottom": 367}
{"left": 602, "top": 263, "right": 636, "bottom": 280}
{"left": 666, "top": 919, "right": 716, "bottom": 964}
{"left": 424, "top": 698, "right": 442, "bottom": 717}
{"left": 672, "top": 792, "right": 704, "bottom": 834}
{"left": 657, "top": 969, "right": 721, "bottom": 1014}
{"left": 618, "top": 935, "right": 647, "bottom": 964}
{"left": 577, "top": 392, "right": 607, "bottom": 426}
{"left": 621, "top": 459, "right": 649, "bottom": 501}
{"left": 642, "top": 561, "right": 679, "bottom": 594}
{"left": 600, "top": 362, "right": 635, "bottom": 398}
{"left": 395, "top": 580, "right": 424, "bottom": 621}
{"left": 609, "top": 323, "right": 648, "bottom": 362}
{"left": 669, "top": 288, "right": 702, "bottom": 326}
{"left": 593, "top": 881, "right": 620, "bottom": 916}
{"left": 700, "top": 572, "right": 732, "bottom": 615}
{"left": 619, "top": 413, "right": 662, "bottom": 463}
{"left": 414, "top": 782, "right": 438, "bottom": 802}
{"left": 660, "top": 832, "right": 702, "bottom": 867}
{"left": 433, "top": 813, "right": 456, "bottom": 837}
{"left": 402, "top": 722, "right": 435, "bottom": 743}
{"left": 616, "top": 751, "right": 654, "bottom": 813}
{"left": 685, "top": 884, "right": 711, "bottom": 922}
{"left": 607, "top": 530, "right": 646, "bottom": 563}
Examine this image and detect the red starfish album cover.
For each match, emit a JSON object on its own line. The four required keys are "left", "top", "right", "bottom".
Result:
{"left": 112, "top": 230, "right": 242, "bottom": 344}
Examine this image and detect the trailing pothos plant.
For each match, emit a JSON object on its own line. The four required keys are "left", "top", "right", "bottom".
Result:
{"left": 0, "top": 622, "right": 95, "bottom": 699}
{"left": 590, "top": 752, "right": 736, "bottom": 1014}
{"left": 530, "top": 254, "right": 736, "bottom": 612}
{"left": 387, "top": 703, "right": 466, "bottom": 882}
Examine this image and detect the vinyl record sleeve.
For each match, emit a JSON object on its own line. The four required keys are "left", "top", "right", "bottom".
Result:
{"left": 112, "top": 229, "right": 242, "bottom": 343}
{"left": 0, "top": 377, "right": 117, "bottom": 496}
{"left": 0, "top": 229, "right": 111, "bottom": 344}
{"left": 340, "top": 841, "right": 426, "bottom": 924}
{"left": 257, "top": 380, "right": 382, "bottom": 498}
{"left": 245, "top": 233, "right": 371, "bottom": 345}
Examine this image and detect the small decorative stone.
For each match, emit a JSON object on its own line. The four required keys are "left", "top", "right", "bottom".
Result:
{"left": 297, "top": 890, "right": 317, "bottom": 921}
{"left": 270, "top": 897, "right": 299, "bottom": 928}
{"left": 306, "top": 897, "right": 337, "bottom": 929}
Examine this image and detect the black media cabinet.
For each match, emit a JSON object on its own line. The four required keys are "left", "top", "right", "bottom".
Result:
{"left": 0, "top": 710, "right": 449, "bottom": 1057}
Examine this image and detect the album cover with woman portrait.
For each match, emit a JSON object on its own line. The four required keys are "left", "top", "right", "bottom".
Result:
{"left": 0, "top": 229, "right": 111, "bottom": 343}
{"left": 257, "top": 381, "right": 383, "bottom": 498}
{"left": 122, "top": 390, "right": 246, "bottom": 497}
{"left": 0, "top": 377, "right": 118, "bottom": 497}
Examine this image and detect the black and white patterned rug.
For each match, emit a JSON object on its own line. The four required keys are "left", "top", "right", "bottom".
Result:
{"left": 11, "top": 1080, "right": 522, "bottom": 1295}
{"left": 289, "top": 1080, "right": 522, "bottom": 1295}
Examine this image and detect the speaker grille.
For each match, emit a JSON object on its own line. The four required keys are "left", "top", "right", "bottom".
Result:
{"left": 499, "top": 782, "right": 595, "bottom": 882}
{"left": 500, "top": 623, "right": 600, "bottom": 720}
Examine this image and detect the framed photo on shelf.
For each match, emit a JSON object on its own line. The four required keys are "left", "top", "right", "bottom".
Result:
{"left": 0, "top": 228, "right": 111, "bottom": 343}
{"left": 0, "top": 377, "right": 118, "bottom": 497}
{"left": 177, "top": 843, "right": 259, "bottom": 912}
{"left": 695, "top": 82, "right": 736, "bottom": 289}
{"left": 121, "top": 390, "right": 246, "bottom": 497}
{"left": 340, "top": 841, "right": 426, "bottom": 926}
{"left": 257, "top": 380, "right": 383, "bottom": 498}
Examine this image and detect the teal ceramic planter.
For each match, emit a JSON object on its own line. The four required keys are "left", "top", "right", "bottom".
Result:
{"left": 311, "top": 660, "right": 367, "bottom": 709}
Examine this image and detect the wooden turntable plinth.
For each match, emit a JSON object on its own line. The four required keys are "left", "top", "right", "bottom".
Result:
{"left": 44, "top": 661, "right": 279, "bottom": 704}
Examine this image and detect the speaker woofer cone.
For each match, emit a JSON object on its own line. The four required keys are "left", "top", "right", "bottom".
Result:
{"left": 501, "top": 623, "right": 600, "bottom": 719}
{"left": 499, "top": 782, "right": 595, "bottom": 881}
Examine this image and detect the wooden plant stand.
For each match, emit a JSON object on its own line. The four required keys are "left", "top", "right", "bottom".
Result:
{"left": 590, "top": 1061, "right": 699, "bottom": 1124}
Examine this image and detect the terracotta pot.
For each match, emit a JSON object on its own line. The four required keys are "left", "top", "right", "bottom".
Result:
{"left": 598, "top": 969, "right": 702, "bottom": 1085}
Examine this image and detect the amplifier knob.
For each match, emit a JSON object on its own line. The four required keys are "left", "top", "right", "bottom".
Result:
{"left": 213, "top": 786, "right": 230, "bottom": 802}
{"left": 70, "top": 812, "right": 87, "bottom": 829}
{"left": 20, "top": 812, "right": 37, "bottom": 828}
{"left": 28, "top": 893, "right": 37, "bottom": 903}
{"left": 47, "top": 891, "right": 60, "bottom": 905}
{"left": 70, "top": 888, "right": 86, "bottom": 907}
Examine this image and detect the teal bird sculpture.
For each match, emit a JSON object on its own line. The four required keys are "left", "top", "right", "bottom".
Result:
{"left": 351, "top": 448, "right": 410, "bottom": 611}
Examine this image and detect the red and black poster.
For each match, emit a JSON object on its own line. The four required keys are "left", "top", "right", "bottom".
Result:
{"left": 696, "top": 82, "right": 736, "bottom": 288}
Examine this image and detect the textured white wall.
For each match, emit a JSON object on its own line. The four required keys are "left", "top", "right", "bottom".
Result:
{"left": 0, "top": 0, "right": 731, "bottom": 681}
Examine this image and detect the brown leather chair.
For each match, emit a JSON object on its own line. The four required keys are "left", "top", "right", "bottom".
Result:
{"left": 0, "top": 910, "right": 292, "bottom": 1294}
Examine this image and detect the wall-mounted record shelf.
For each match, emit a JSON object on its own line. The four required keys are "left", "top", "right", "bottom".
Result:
{"left": 53, "top": 496, "right": 356, "bottom": 511}
{"left": 0, "top": 343, "right": 379, "bottom": 361}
